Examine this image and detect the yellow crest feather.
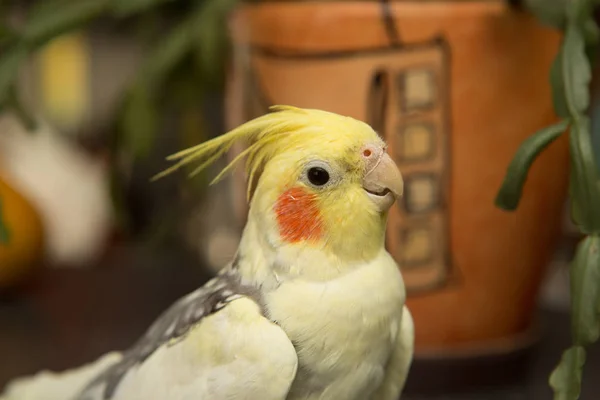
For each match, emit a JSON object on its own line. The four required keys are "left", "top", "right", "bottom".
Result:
{"left": 152, "top": 105, "right": 377, "bottom": 199}
{"left": 152, "top": 105, "right": 336, "bottom": 200}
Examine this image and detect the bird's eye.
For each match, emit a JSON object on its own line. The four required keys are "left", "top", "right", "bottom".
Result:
{"left": 307, "top": 167, "right": 330, "bottom": 186}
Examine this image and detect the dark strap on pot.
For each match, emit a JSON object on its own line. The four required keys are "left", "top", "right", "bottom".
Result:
{"left": 379, "top": 0, "right": 401, "bottom": 47}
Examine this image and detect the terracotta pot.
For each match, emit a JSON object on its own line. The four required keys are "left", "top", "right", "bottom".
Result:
{"left": 225, "top": 0, "right": 568, "bottom": 392}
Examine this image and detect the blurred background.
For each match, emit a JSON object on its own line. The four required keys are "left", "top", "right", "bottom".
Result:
{"left": 0, "top": 0, "right": 599, "bottom": 399}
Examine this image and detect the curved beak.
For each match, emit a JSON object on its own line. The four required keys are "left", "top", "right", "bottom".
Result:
{"left": 362, "top": 152, "right": 403, "bottom": 212}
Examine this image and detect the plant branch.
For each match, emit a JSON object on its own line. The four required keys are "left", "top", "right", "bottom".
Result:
{"left": 498, "top": 0, "right": 600, "bottom": 399}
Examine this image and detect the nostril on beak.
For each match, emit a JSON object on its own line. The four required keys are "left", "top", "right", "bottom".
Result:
{"left": 362, "top": 145, "right": 378, "bottom": 159}
{"left": 361, "top": 144, "right": 385, "bottom": 177}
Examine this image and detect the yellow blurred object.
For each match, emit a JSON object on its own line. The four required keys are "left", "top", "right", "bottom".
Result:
{"left": 0, "top": 174, "right": 45, "bottom": 288}
{"left": 38, "top": 31, "right": 90, "bottom": 130}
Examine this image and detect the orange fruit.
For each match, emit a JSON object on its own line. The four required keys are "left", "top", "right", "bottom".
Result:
{"left": 0, "top": 174, "right": 45, "bottom": 288}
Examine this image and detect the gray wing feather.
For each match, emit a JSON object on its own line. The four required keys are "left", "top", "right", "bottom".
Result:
{"left": 76, "top": 260, "right": 263, "bottom": 400}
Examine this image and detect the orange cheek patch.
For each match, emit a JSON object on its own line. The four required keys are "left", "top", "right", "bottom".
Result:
{"left": 274, "top": 187, "right": 323, "bottom": 243}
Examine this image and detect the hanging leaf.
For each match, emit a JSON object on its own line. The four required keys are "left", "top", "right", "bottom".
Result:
{"left": 0, "top": 23, "right": 17, "bottom": 48}
{"left": 524, "top": 0, "right": 568, "bottom": 30}
{"left": 0, "top": 1, "right": 109, "bottom": 118}
{"left": 0, "top": 197, "right": 9, "bottom": 245}
{"left": 495, "top": 119, "right": 569, "bottom": 210}
{"left": 179, "top": 104, "right": 211, "bottom": 193}
{"left": 566, "top": 0, "right": 600, "bottom": 26}
{"left": 136, "top": 13, "right": 196, "bottom": 91}
{"left": 550, "top": 52, "right": 569, "bottom": 119}
{"left": 21, "top": 0, "right": 110, "bottom": 47}
{"left": 193, "top": 0, "right": 239, "bottom": 84}
{"left": 119, "top": 86, "right": 159, "bottom": 160}
{"left": 108, "top": 160, "right": 133, "bottom": 235}
{"left": 562, "top": 23, "right": 592, "bottom": 116}
{"left": 117, "top": 9, "right": 199, "bottom": 160}
{"left": 569, "top": 117, "right": 600, "bottom": 232}
{"left": 111, "top": 0, "right": 176, "bottom": 17}
{"left": 582, "top": 17, "right": 600, "bottom": 46}
{"left": 506, "top": 1, "right": 600, "bottom": 398}
{"left": 28, "top": 0, "right": 74, "bottom": 19}
{"left": 0, "top": 46, "right": 27, "bottom": 105}
{"left": 569, "top": 174, "right": 585, "bottom": 229}
{"left": 5, "top": 83, "right": 37, "bottom": 131}
{"left": 549, "top": 346, "right": 586, "bottom": 400}
{"left": 559, "top": 19, "right": 600, "bottom": 232}
{"left": 570, "top": 235, "right": 600, "bottom": 346}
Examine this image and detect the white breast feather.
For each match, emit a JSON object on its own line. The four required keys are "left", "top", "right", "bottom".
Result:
{"left": 265, "top": 250, "right": 406, "bottom": 400}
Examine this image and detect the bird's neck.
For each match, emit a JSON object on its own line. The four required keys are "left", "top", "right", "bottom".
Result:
{"left": 234, "top": 212, "right": 385, "bottom": 291}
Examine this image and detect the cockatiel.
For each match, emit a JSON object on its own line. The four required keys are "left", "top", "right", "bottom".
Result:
{"left": 1, "top": 105, "right": 414, "bottom": 400}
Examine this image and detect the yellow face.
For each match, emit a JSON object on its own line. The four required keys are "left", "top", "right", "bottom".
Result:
{"left": 252, "top": 123, "right": 403, "bottom": 263}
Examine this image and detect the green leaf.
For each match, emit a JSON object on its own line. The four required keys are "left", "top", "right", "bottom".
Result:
{"left": 549, "top": 346, "right": 586, "bottom": 400}
{"left": 136, "top": 13, "right": 196, "bottom": 91}
{"left": 570, "top": 235, "right": 600, "bottom": 345}
{"left": 495, "top": 119, "right": 569, "bottom": 210}
{"left": 119, "top": 86, "right": 159, "bottom": 159}
{"left": 117, "top": 8, "right": 202, "bottom": 161}
{"left": 28, "top": 0, "right": 73, "bottom": 19}
{"left": 0, "top": 22, "right": 17, "bottom": 48}
{"left": 550, "top": 10, "right": 598, "bottom": 120}
{"left": 107, "top": 161, "right": 133, "bottom": 235}
{"left": 111, "top": 0, "right": 175, "bottom": 17}
{"left": 524, "top": 0, "right": 568, "bottom": 30}
{"left": 0, "top": 46, "right": 27, "bottom": 105}
{"left": 562, "top": 23, "right": 592, "bottom": 116}
{"left": 5, "top": 83, "right": 37, "bottom": 131}
{"left": 21, "top": 0, "right": 110, "bottom": 47}
{"left": 193, "top": 0, "right": 239, "bottom": 83}
{"left": 582, "top": 17, "right": 600, "bottom": 45}
{"left": 0, "top": 196, "right": 10, "bottom": 245}
{"left": 550, "top": 53, "right": 570, "bottom": 118}
{"left": 566, "top": 0, "right": 600, "bottom": 26}
{"left": 582, "top": 13, "right": 600, "bottom": 65}
{"left": 569, "top": 116, "right": 600, "bottom": 232}
{"left": 569, "top": 176, "right": 585, "bottom": 228}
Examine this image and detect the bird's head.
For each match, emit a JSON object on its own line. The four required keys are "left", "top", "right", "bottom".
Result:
{"left": 156, "top": 106, "right": 403, "bottom": 273}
